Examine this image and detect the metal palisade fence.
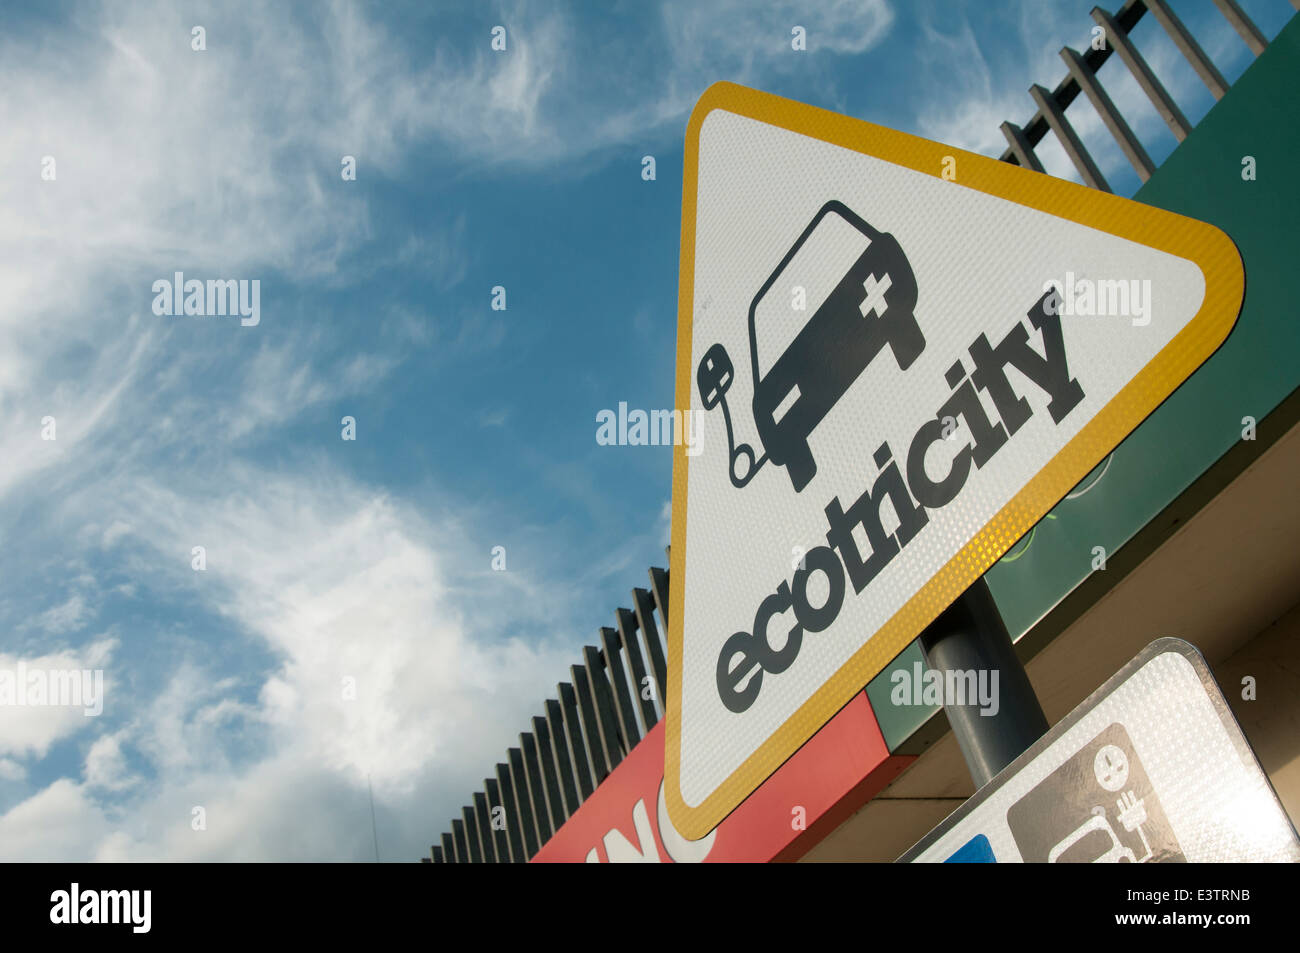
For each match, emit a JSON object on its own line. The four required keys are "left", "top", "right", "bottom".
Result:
{"left": 427, "top": 559, "right": 671, "bottom": 862}
{"left": 998, "top": 0, "right": 1290, "bottom": 190}
{"left": 424, "top": 0, "right": 1291, "bottom": 863}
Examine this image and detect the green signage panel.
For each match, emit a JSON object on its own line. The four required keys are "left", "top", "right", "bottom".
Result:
{"left": 870, "top": 15, "right": 1300, "bottom": 752}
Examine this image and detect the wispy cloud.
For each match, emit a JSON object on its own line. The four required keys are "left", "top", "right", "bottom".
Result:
{"left": 0, "top": 0, "right": 627, "bottom": 860}
{"left": 2, "top": 457, "right": 588, "bottom": 859}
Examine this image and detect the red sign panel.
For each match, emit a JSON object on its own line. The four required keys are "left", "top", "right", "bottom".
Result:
{"left": 533, "top": 692, "right": 911, "bottom": 863}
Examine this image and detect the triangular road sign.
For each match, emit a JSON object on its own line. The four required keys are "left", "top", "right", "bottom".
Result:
{"left": 666, "top": 82, "right": 1243, "bottom": 838}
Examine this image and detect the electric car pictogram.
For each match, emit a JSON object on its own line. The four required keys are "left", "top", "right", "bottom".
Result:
{"left": 697, "top": 200, "right": 924, "bottom": 493}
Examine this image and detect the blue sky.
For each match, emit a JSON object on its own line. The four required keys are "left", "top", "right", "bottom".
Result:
{"left": 1, "top": 0, "right": 1291, "bottom": 860}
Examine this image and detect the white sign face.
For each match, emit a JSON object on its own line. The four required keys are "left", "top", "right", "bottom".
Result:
{"left": 665, "top": 83, "right": 1244, "bottom": 838}
{"left": 903, "top": 640, "right": 1300, "bottom": 863}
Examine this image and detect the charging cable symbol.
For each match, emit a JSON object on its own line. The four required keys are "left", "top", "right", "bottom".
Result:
{"left": 696, "top": 200, "right": 925, "bottom": 493}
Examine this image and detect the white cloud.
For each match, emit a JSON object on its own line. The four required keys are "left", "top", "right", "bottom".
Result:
{"left": 0, "top": 640, "right": 116, "bottom": 759}
{"left": 34, "top": 594, "right": 89, "bottom": 636}
{"left": 664, "top": 0, "right": 893, "bottom": 65}
{"left": 0, "top": 780, "right": 116, "bottom": 862}
{"left": 0, "top": 457, "right": 587, "bottom": 859}
{"left": 100, "top": 520, "right": 134, "bottom": 549}
{"left": 120, "top": 468, "right": 576, "bottom": 793}
{"left": 84, "top": 731, "right": 135, "bottom": 792}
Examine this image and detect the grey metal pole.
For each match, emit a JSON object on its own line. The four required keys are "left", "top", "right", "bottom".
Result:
{"left": 919, "top": 577, "right": 1048, "bottom": 788}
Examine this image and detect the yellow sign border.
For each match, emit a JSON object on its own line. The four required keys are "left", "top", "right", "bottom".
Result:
{"left": 666, "top": 82, "right": 1244, "bottom": 839}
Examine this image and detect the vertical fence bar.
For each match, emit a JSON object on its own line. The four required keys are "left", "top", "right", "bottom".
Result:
{"left": 572, "top": 661, "right": 615, "bottom": 781}
{"left": 617, "top": 608, "right": 659, "bottom": 731}
{"left": 530, "top": 717, "right": 568, "bottom": 831}
{"left": 1212, "top": 0, "right": 1268, "bottom": 56}
{"left": 473, "top": 792, "right": 497, "bottom": 863}
{"left": 649, "top": 566, "right": 670, "bottom": 629}
{"left": 1144, "top": 0, "right": 1229, "bottom": 99}
{"left": 599, "top": 627, "right": 643, "bottom": 749}
{"left": 558, "top": 682, "right": 597, "bottom": 799}
{"left": 441, "top": 831, "right": 457, "bottom": 864}
{"left": 1060, "top": 46, "right": 1156, "bottom": 180}
{"left": 461, "top": 806, "right": 483, "bottom": 863}
{"left": 632, "top": 587, "right": 669, "bottom": 708}
{"left": 1000, "top": 121, "right": 1046, "bottom": 171}
{"left": 544, "top": 700, "right": 582, "bottom": 818}
{"left": 508, "top": 746, "right": 541, "bottom": 858}
{"left": 494, "top": 764, "right": 525, "bottom": 863}
{"left": 486, "top": 775, "right": 517, "bottom": 863}
{"left": 1029, "top": 83, "right": 1112, "bottom": 191}
{"left": 581, "top": 647, "right": 628, "bottom": 771}
{"left": 520, "top": 731, "right": 556, "bottom": 845}
{"left": 451, "top": 817, "right": 469, "bottom": 863}
{"left": 1091, "top": 7, "right": 1193, "bottom": 141}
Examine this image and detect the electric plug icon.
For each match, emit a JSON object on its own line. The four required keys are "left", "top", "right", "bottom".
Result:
{"left": 697, "top": 343, "right": 734, "bottom": 411}
{"left": 1117, "top": 790, "right": 1148, "bottom": 832}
